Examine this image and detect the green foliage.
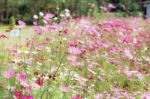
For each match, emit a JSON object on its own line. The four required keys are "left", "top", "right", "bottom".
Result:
{"left": 9, "top": 16, "right": 16, "bottom": 27}
{"left": 0, "top": 0, "right": 143, "bottom": 22}
{"left": 118, "top": 0, "right": 141, "bottom": 16}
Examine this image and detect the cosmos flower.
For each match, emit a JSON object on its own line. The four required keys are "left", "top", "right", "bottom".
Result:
{"left": 33, "top": 15, "right": 38, "bottom": 19}
{"left": 68, "top": 46, "right": 81, "bottom": 55}
{"left": 17, "top": 72, "right": 26, "bottom": 84}
{"left": 44, "top": 13, "right": 54, "bottom": 20}
{"left": 141, "top": 92, "right": 150, "bottom": 99}
{"left": 3, "top": 69, "right": 15, "bottom": 79}
{"left": 17, "top": 20, "right": 26, "bottom": 29}
{"left": 59, "top": 86, "right": 70, "bottom": 93}
{"left": 39, "top": 12, "right": 44, "bottom": 17}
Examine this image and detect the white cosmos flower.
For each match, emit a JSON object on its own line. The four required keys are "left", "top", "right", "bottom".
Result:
{"left": 60, "top": 13, "right": 65, "bottom": 17}
{"left": 39, "top": 12, "right": 44, "bottom": 17}
{"left": 65, "top": 9, "right": 70, "bottom": 13}
{"left": 65, "top": 12, "right": 70, "bottom": 17}
{"left": 54, "top": 17, "right": 58, "bottom": 21}
{"left": 33, "top": 15, "right": 38, "bottom": 19}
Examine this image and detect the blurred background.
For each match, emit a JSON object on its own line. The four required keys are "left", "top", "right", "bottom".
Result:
{"left": 0, "top": 0, "right": 147, "bottom": 25}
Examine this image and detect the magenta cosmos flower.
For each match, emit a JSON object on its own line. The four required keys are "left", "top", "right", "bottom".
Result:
{"left": 17, "top": 72, "right": 26, "bottom": 83}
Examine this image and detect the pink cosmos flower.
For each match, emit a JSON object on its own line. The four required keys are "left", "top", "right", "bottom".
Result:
{"left": 141, "top": 92, "right": 150, "bottom": 99}
{"left": 3, "top": 69, "right": 15, "bottom": 79}
{"left": 60, "top": 86, "right": 70, "bottom": 93}
{"left": 108, "top": 47, "right": 118, "bottom": 53}
{"left": 36, "top": 44, "right": 45, "bottom": 51}
{"left": 33, "top": 26, "right": 45, "bottom": 35}
{"left": 47, "top": 23, "right": 59, "bottom": 31}
{"left": 123, "top": 67, "right": 144, "bottom": 79}
{"left": 44, "top": 13, "right": 54, "bottom": 20}
{"left": 17, "top": 20, "right": 26, "bottom": 29}
{"left": 25, "top": 85, "right": 31, "bottom": 93}
{"left": 17, "top": 72, "right": 26, "bottom": 83}
{"left": 33, "top": 21, "right": 37, "bottom": 26}
{"left": 68, "top": 46, "right": 81, "bottom": 55}
{"left": 95, "top": 94, "right": 101, "bottom": 99}
{"left": 123, "top": 69, "right": 137, "bottom": 77}
{"left": 31, "top": 82, "right": 40, "bottom": 89}
{"left": 67, "top": 55, "right": 77, "bottom": 63}
{"left": 124, "top": 49, "right": 133, "bottom": 60}
{"left": 60, "top": 29, "right": 69, "bottom": 35}
{"left": 11, "top": 50, "right": 19, "bottom": 57}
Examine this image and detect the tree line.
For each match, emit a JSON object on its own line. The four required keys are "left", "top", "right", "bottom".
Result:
{"left": 0, "top": 0, "right": 146, "bottom": 24}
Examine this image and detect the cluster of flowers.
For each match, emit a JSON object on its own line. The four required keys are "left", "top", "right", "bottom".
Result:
{"left": 0, "top": 13, "right": 150, "bottom": 99}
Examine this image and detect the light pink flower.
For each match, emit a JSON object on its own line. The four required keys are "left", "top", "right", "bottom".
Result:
{"left": 44, "top": 13, "right": 54, "bottom": 20}
{"left": 60, "top": 86, "right": 70, "bottom": 93}
{"left": 47, "top": 23, "right": 59, "bottom": 31}
{"left": 31, "top": 82, "right": 40, "bottom": 89}
{"left": 141, "top": 92, "right": 150, "bottom": 99}
{"left": 25, "top": 85, "right": 31, "bottom": 93}
{"left": 17, "top": 20, "right": 26, "bottom": 29}
{"left": 68, "top": 55, "right": 77, "bottom": 62}
{"left": 108, "top": 47, "right": 119, "bottom": 53}
{"left": 68, "top": 46, "right": 81, "bottom": 55}
{"left": 124, "top": 49, "right": 133, "bottom": 60}
{"left": 33, "top": 26, "right": 45, "bottom": 35}
{"left": 36, "top": 44, "right": 45, "bottom": 51}
{"left": 3, "top": 69, "right": 15, "bottom": 79}
{"left": 95, "top": 94, "right": 101, "bottom": 99}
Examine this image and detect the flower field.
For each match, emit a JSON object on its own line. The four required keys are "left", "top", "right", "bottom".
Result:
{"left": 0, "top": 15, "right": 150, "bottom": 99}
